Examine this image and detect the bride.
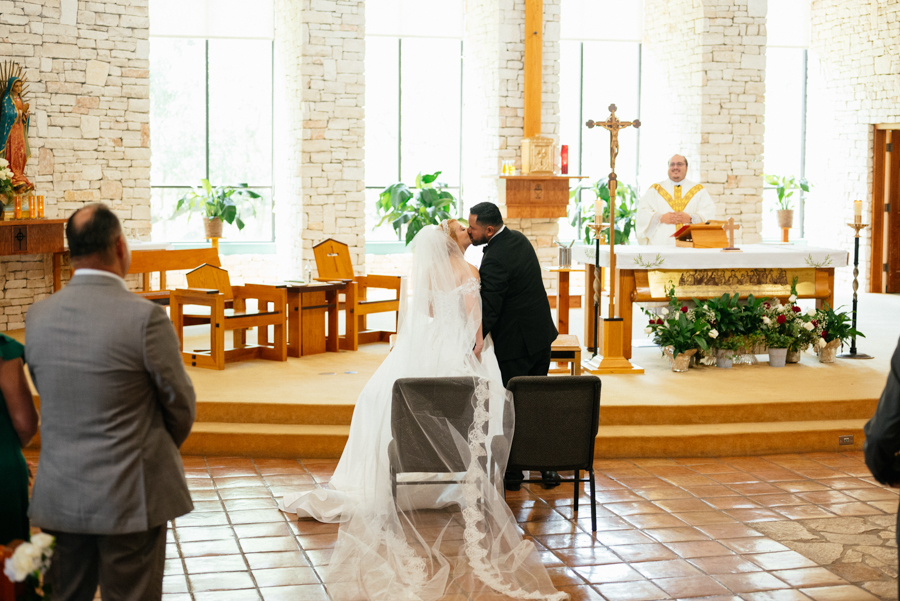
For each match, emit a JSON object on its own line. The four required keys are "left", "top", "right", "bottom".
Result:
{"left": 279, "top": 220, "right": 567, "bottom": 601}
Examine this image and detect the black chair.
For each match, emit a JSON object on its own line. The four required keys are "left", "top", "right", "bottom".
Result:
{"left": 505, "top": 375, "right": 602, "bottom": 531}
{"left": 387, "top": 376, "right": 486, "bottom": 500}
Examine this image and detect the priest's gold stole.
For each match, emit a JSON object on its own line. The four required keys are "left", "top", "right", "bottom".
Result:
{"left": 646, "top": 268, "right": 817, "bottom": 299}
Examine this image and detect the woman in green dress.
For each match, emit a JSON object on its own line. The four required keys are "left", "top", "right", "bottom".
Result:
{"left": 0, "top": 332, "right": 38, "bottom": 544}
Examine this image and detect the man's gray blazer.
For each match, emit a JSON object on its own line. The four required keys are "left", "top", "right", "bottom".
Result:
{"left": 26, "top": 274, "right": 196, "bottom": 535}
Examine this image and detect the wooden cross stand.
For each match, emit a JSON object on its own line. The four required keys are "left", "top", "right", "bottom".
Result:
{"left": 583, "top": 105, "right": 644, "bottom": 375}
{"left": 721, "top": 218, "right": 741, "bottom": 252}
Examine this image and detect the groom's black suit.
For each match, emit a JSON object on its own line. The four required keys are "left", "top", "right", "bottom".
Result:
{"left": 479, "top": 227, "right": 558, "bottom": 386}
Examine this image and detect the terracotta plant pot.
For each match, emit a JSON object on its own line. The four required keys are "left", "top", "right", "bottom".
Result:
{"left": 203, "top": 217, "right": 223, "bottom": 239}
{"left": 777, "top": 209, "right": 794, "bottom": 229}
{"left": 786, "top": 349, "right": 801, "bottom": 363}
{"left": 769, "top": 347, "right": 788, "bottom": 367}
{"left": 818, "top": 339, "right": 841, "bottom": 363}
{"left": 664, "top": 347, "right": 696, "bottom": 373}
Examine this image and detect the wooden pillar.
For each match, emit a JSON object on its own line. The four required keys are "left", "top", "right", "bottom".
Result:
{"left": 524, "top": 0, "right": 542, "bottom": 139}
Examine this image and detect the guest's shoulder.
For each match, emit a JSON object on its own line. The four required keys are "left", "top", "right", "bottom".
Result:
{"left": 0, "top": 332, "right": 24, "bottom": 361}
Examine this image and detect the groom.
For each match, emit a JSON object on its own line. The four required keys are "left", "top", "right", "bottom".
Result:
{"left": 467, "top": 202, "right": 560, "bottom": 491}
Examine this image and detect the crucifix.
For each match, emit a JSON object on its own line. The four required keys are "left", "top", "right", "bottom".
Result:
{"left": 583, "top": 104, "right": 643, "bottom": 374}
{"left": 722, "top": 217, "right": 741, "bottom": 252}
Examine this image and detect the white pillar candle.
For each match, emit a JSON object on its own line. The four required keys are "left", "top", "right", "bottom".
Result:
{"left": 854, "top": 199, "right": 862, "bottom": 217}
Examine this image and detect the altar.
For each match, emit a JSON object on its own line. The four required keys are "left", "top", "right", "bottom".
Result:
{"left": 574, "top": 244, "right": 849, "bottom": 359}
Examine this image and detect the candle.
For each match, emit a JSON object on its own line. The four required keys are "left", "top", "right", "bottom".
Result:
{"left": 594, "top": 199, "right": 603, "bottom": 222}
{"left": 854, "top": 199, "right": 862, "bottom": 218}
{"left": 13, "top": 196, "right": 21, "bottom": 220}
{"left": 37, "top": 195, "right": 44, "bottom": 218}
{"left": 560, "top": 145, "right": 569, "bottom": 175}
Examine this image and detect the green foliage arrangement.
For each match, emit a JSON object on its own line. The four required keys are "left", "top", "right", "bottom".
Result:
{"left": 376, "top": 171, "right": 459, "bottom": 245}
{"left": 642, "top": 286, "right": 711, "bottom": 357}
{"left": 812, "top": 304, "right": 865, "bottom": 348}
{"left": 174, "top": 179, "right": 260, "bottom": 231}
{"left": 568, "top": 178, "right": 638, "bottom": 244}
{"left": 764, "top": 174, "right": 810, "bottom": 211}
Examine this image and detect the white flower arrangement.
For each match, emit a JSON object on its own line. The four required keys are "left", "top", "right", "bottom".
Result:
{"left": 802, "top": 322, "right": 815, "bottom": 331}
{"left": 789, "top": 294, "right": 797, "bottom": 303}
{"left": 644, "top": 326, "right": 653, "bottom": 334}
{"left": 0, "top": 158, "right": 8, "bottom": 168}
{"left": 3, "top": 533, "right": 55, "bottom": 590}
{"left": 762, "top": 316, "right": 771, "bottom": 325}
{"left": 817, "top": 337, "right": 827, "bottom": 348}
{"left": 708, "top": 329, "right": 719, "bottom": 339}
{"left": 660, "top": 307, "right": 669, "bottom": 316}
{"left": 806, "top": 308, "right": 816, "bottom": 317}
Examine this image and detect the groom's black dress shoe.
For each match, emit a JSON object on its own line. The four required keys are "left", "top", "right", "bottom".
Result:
{"left": 504, "top": 469, "right": 524, "bottom": 491}
{"left": 541, "top": 471, "right": 562, "bottom": 489}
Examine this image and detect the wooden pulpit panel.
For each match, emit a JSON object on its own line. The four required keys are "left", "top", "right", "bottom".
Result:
{"left": 186, "top": 264, "right": 233, "bottom": 299}
{"left": 313, "top": 238, "right": 354, "bottom": 280}
{"left": 504, "top": 176, "right": 579, "bottom": 219}
{"left": 673, "top": 222, "right": 729, "bottom": 249}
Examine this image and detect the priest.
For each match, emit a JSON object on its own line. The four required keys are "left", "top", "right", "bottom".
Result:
{"left": 635, "top": 155, "right": 717, "bottom": 246}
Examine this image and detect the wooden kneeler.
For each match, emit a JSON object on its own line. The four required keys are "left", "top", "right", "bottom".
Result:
{"left": 170, "top": 264, "right": 287, "bottom": 370}
{"left": 313, "top": 238, "right": 403, "bottom": 351}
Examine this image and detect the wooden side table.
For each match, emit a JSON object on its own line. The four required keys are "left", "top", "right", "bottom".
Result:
{"left": 0, "top": 219, "right": 67, "bottom": 291}
{"left": 550, "top": 334, "right": 582, "bottom": 375}
{"left": 275, "top": 281, "right": 348, "bottom": 357}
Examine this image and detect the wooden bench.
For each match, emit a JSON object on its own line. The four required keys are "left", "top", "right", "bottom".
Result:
{"left": 128, "top": 247, "right": 221, "bottom": 304}
{"left": 550, "top": 334, "right": 582, "bottom": 375}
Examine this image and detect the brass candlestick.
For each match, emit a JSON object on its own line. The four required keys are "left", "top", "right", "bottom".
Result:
{"left": 839, "top": 213, "right": 872, "bottom": 359}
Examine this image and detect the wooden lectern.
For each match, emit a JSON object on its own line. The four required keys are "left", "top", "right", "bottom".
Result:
{"left": 673, "top": 221, "right": 729, "bottom": 249}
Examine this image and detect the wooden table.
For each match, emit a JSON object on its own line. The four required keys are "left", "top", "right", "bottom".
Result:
{"left": 544, "top": 266, "right": 584, "bottom": 335}
{"left": 550, "top": 334, "right": 582, "bottom": 375}
{"left": 574, "top": 244, "right": 848, "bottom": 360}
{"left": 276, "top": 281, "right": 348, "bottom": 358}
{"left": 0, "top": 218, "right": 67, "bottom": 291}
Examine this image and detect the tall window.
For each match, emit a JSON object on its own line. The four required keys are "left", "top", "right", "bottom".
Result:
{"left": 149, "top": 0, "right": 275, "bottom": 243}
{"left": 559, "top": 0, "right": 642, "bottom": 242}
{"left": 364, "top": 0, "right": 464, "bottom": 242}
{"left": 763, "top": 0, "right": 810, "bottom": 240}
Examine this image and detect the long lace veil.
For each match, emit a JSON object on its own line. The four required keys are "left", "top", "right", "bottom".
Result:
{"left": 317, "top": 224, "right": 566, "bottom": 601}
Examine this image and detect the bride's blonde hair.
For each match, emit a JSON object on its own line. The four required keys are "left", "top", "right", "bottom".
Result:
{"left": 441, "top": 219, "right": 466, "bottom": 253}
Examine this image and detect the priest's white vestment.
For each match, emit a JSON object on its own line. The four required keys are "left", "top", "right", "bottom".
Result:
{"left": 635, "top": 178, "right": 717, "bottom": 246}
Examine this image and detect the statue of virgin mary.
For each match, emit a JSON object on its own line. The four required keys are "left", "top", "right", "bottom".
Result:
{"left": 0, "top": 76, "right": 34, "bottom": 194}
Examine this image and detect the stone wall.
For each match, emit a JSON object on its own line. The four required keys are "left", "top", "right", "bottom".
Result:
{"left": 805, "top": 0, "right": 900, "bottom": 291}
{"left": 640, "top": 0, "right": 765, "bottom": 244}
{"left": 0, "top": 0, "right": 150, "bottom": 330}
{"left": 462, "top": 0, "right": 562, "bottom": 292}
{"left": 297, "top": 0, "right": 366, "bottom": 278}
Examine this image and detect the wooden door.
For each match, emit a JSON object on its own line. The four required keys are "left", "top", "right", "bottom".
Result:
{"left": 872, "top": 127, "right": 900, "bottom": 293}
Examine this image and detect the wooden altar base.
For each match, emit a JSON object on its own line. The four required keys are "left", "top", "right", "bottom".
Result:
{"left": 10, "top": 292, "right": 897, "bottom": 459}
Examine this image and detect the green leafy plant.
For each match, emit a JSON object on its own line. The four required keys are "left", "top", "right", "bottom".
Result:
{"left": 764, "top": 330, "right": 794, "bottom": 349}
{"left": 764, "top": 174, "right": 810, "bottom": 211}
{"left": 568, "top": 178, "right": 638, "bottom": 244}
{"left": 376, "top": 171, "right": 459, "bottom": 245}
{"left": 174, "top": 179, "right": 260, "bottom": 230}
{"left": 642, "top": 286, "right": 711, "bottom": 357}
{"left": 812, "top": 304, "right": 864, "bottom": 347}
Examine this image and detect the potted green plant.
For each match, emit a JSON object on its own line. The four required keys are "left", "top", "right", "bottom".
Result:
{"left": 812, "top": 304, "right": 865, "bottom": 363}
{"left": 568, "top": 178, "right": 638, "bottom": 244}
{"left": 763, "top": 331, "right": 792, "bottom": 367}
{"left": 174, "top": 180, "right": 260, "bottom": 239}
{"left": 764, "top": 174, "right": 810, "bottom": 231}
{"left": 695, "top": 293, "right": 745, "bottom": 368}
{"left": 642, "top": 287, "right": 711, "bottom": 372}
{"left": 376, "top": 171, "right": 459, "bottom": 245}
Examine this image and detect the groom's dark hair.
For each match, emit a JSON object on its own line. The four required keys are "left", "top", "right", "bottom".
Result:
{"left": 470, "top": 202, "right": 503, "bottom": 227}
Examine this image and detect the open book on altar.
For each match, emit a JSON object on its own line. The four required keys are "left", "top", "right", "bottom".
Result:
{"left": 672, "top": 220, "right": 729, "bottom": 249}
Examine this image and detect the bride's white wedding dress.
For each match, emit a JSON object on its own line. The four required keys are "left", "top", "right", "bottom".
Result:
{"left": 279, "top": 224, "right": 566, "bottom": 601}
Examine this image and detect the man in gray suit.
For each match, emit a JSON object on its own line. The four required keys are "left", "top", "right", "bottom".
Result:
{"left": 26, "top": 204, "right": 196, "bottom": 601}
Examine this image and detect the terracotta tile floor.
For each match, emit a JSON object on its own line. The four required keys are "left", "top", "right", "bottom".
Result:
{"left": 24, "top": 450, "right": 898, "bottom": 600}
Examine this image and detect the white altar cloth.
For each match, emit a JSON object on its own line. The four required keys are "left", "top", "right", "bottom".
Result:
{"left": 572, "top": 243, "right": 848, "bottom": 270}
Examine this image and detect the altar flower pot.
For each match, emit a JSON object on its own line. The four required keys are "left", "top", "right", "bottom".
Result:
{"left": 664, "top": 347, "right": 696, "bottom": 373}
{"left": 203, "top": 217, "right": 223, "bottom": 239}
{"left": 818, "top": 339, "right": 841, "bottom": 363}
{"left": 716, "top": 349, "right": 733, "bottom": 369}
{"left": 768, "top": 347, "right": 788, "bottom": 367}
{"left": 786, "top": 349, "right": 801, "bottom": 363}
{"left": 777, "top": 209, "right": 794, "bottom": 229}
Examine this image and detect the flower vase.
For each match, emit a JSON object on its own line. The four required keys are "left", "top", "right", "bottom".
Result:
{"left": 786, "top": 349, "right": 801, "bottom": 363}
{"left": 777, "top": 209, "right": 794, "bottom": 229}
{"left": 716, "top": 349, "right": 733, "bottom": 369}
{"left": 664, "top": 347, "right": 696, "bottom": 373}
{"left": 818, "top": 339, "right": 841, "bottom": 363}
{"left": 768, "top": 348, "right": 788, "bottom": 368}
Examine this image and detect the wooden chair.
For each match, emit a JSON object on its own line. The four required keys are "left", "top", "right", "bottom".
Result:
{"left": 313, "top": 238, "right": 403, "bottom": 351}
{"left": 128, "top": 247, "right": 222, "bottom": 304}
{"left": 169, "top": 264, "right": 287, "bottom": 370}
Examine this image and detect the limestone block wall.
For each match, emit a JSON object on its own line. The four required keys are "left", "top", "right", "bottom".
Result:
{"left": 0, "top": 0, "right": 150, "bottom": 330}
{"left": 640, "top": 0, "right": 765, "bottom": 244}
{"left": 805, "top": 0, "right": 900, "bottom": 291}
{"left": 297, "top": 0, "right": 366, "bottom": 278}
{"left": 463, "top": 0, "right": 562, "bottom": 292}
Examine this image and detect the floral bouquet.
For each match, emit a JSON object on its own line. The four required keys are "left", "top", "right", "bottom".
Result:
{"left": 810, "top": 304, "right": 864, "bottom": 351}
{"left": 760, "top": 295, "right": 805, "bottom": 350}
{"left": 0, "top": 158, "right": 15, "bottom": 205}
{"left": 642, "top": 285, "right": 711, "bottom": 365}
{"left": 3, "top": 533, "right": 54, "bottom": 600}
